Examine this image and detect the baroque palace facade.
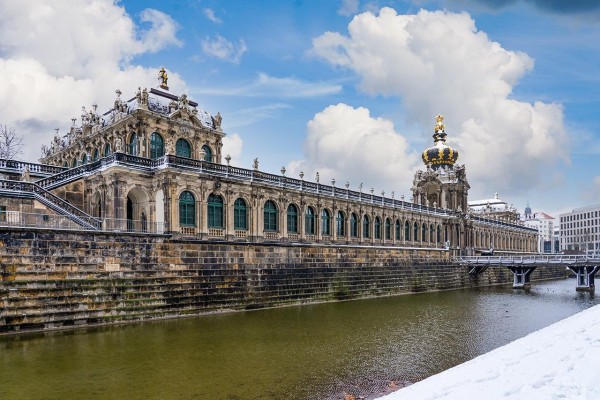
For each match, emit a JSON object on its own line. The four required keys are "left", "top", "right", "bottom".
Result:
{"left": 1, "top": 69, "right": 536, "bottom": 253}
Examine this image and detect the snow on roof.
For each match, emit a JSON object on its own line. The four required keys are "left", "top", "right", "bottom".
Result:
{"left": 381, "top": 304, "right": 600, "bottom": 400}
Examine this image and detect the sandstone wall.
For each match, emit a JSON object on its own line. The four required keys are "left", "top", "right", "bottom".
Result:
{"left": 0, "top": 229, "right": 566, "bottom": 333}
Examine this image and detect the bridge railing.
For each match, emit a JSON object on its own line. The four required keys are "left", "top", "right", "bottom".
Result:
{"left": 457, "top": 254, "right": 595, "bottom": 265}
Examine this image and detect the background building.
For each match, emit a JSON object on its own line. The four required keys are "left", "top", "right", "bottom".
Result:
{"left": 522, "top": 207, "right": 556, "bottom": 253}
{"left": 560, "top": 204, "right": 600, "bottom": 255}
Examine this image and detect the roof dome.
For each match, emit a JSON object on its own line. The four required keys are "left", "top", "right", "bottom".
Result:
{"left": 524, "top": 202, "right": 532, "bottom": 217}
{"left": 422, "top": 115, "right": 459, "bottom": 170}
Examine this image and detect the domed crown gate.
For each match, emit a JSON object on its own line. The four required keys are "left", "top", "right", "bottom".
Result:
{"left": 421, "top": 114, "right": 459, "bottom": 170}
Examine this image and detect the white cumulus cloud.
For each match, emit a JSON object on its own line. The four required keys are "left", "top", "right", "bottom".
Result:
{"left": 222, "top": 133, "right": 244, "bottom": 164}
{"left": 0, "top": 0, "right": 184, "bottom": 162}
{"left": 201, "top": 35, "right": 247, "bottom": 64}
{"left": 311, "top": 7, "right": 568, "bottom": 197}
{"left": 203, "top": 8, "right": 222, "bottom": 24}
{"left": 287, "top": 103, "right": 420, "bottom": 195}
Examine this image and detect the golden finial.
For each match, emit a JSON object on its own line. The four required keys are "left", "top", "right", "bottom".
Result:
{"left": 158, "top": 67, "right": 169, "bottom": 90}
{"left": 434, "top": 114, "right": 445, "bottom": 132}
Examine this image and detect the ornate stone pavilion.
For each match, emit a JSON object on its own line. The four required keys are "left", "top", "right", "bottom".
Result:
{"left": 0, "top": 69, "right": 537, "bottom": 254}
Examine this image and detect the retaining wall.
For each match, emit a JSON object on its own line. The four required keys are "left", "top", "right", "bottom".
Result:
{"left": 0, "top": 229, "right": 566, "bottom": 333}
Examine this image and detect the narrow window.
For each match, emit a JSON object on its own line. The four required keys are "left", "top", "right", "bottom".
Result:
{"left": 129, "top": 133, "right": 138, "bottom": 155}
{"left": 305, "top": 207, "right": 315, "bottom": 235}
{"left": 395, "top": 219, "right": 401, "bottom": 240}
{"left": 176, "top": 138, "right": 192, "bottom": 158}
{"left": 374, "top": 217, "right": 381, "bottom": 239}
{"left": 363, "top": 215, "right": 370, "bottom": 238}
{"left": 234, "top": 198, "right": 247, "bottom": 230}
{"left": 264, "top": 200, "right": 278, "bottom": 231}
{"left": 92, "top": 149, "right": 99, "bottom": 162}
{"left": 350, "top": 213, "right": 358, "bottom": 237}
{"left": 150, "top": 132, "right": 164, "bottom": 159}
{"left": 207, "top": 194, "right": 224, "bottom": 228}
{"left": 287, "top": 204, "right": 298, "bottom": 233}
{"left": 103, "top": 143, "right": 111, "bottom": 157}
{"left": 179, "top": 191, "right": 196, "bottom": 226}
{"left": 385, "top": 218, "right": 391, "bottom": 240}
{"left": 321, "top": 209, "right": 331, "bottom": 236}
{"left": 336, "top": 211, "right": 345, "bottom": 237}
{"left": 202, "top": 145, "right": 212, "bottom": 162}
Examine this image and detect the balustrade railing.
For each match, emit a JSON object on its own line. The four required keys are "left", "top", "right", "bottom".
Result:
{"left": 0, "top": 212, "right": 164, "bottom": 234}
{"left": 102, "top": 218, "right": 164, "bottom": 234}
{"left": 0, "top": 158, "right": 67, "bottom": 176}
{"left": 2, "top": 154, "right": 535, "bottom": 235}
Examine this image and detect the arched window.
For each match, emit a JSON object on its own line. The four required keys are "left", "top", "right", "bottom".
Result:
{"left": 437, "top": 225, "right": 441, "bottom": 243}
{"left": 305, "top": 207, "right": 315, "bottom": 235}
{"left": 430, "top": 224, "right": 434, "bottom": 243}
{"left": 72, "top": 159, "right": 77, "bottom": 168}
{"left": 234, "top": 198, "right": 247, "bottom": 230}
{"left": 363, "top": 215, "right": 370, "bottom": 238}
{"left": 128, "top": 133, "right": 138, "bottom": 155}
{"left": 385, "top": 218, "right": 391, "bottom": 240}
{"left": 81, "top": 153, "right": 88, "bottom": 165}
{"left": 413, "top": 222, "right": 419, "bottom": 242}
{"left": 374, "top": 217, "right": 381, "bottom": 239}
{"left": 179, "top": 191, "right": 195, "bottom": 226}
{"left": 321, "top": 209, "right": 331, "bottom": 236}
{"left": 350, "top": 213, "right": 358, "bottom": 237}
{"left": 336, "top": 211, "right": 345, "bottom": 237}
{"left": 63, "top": 161, "right": 68, "bottom": 168}
{"left": 395, "top": 219, "right": 401, "bottom": 240}
{"left": 405, "top": 221, "right": 410, "bottom": 241}
{"left": 287, "top": 204, "right": 298, "bottom": 233}
{"left": 150, "top": 132, "right": 164, "bottom": 159}
{"left": 207, "top": 194, "right": 224, "bottom": 228}
{"left": 92, "top": 149, "right": 99, "bottom": 162}
{"left": 176, "top": 138, "right": 192, "bottom": 158}
{"left": 202, "top": 145, "right": 212, "bottom": 162}
{"left": 264, "top": 200, "right": 278, "bottom": 231}
{"left": 422, "top": 223, "right": 427, "bottom": 242}
{"left": 103, "top": 143, "right": 111, "bottom": 157}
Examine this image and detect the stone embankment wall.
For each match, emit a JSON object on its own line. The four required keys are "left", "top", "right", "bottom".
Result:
{"left": 0, "top": 229, "right": 566, "bottom": 333}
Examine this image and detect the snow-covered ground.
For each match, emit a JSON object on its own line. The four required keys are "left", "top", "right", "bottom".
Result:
{"left": 382, "top": 304, "right": 600, "bottom": 400}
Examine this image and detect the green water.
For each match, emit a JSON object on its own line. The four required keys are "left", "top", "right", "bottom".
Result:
{"left": 1, "top": 278, "right": 597, "bottom": 400}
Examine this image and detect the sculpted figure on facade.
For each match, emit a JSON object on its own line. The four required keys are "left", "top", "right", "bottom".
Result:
{"left": 213, "top": 112, "right": 222, "bottom": 130}
{"left": 115, "top": 137, "right": 123, "bottom": 153}
{"left": 141, "top": 88, "right": 148, "bottom": 106}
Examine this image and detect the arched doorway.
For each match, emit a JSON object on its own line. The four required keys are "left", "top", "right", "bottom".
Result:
{"left": 126, "top": 187, "right": 149, "bottom": 232}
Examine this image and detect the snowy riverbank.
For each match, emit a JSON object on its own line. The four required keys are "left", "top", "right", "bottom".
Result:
{"left": 381, "top": 304, "right": 600, "bottom": 400}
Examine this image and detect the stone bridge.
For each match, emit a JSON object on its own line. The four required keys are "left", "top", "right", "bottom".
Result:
{"left": 457, "top": 255, "right": 599, "bottom": 291}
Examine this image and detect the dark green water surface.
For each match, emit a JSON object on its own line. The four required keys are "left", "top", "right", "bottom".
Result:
{"left": 1, "top": 278, "right": 597, "bottom": 400}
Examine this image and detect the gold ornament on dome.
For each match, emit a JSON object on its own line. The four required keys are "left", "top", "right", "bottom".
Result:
{"left": 435, "top": 114, "right": 445, "bottom": 132}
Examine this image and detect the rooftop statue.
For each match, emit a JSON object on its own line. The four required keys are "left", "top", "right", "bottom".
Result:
{"left": 158, "top": 67, "right": 169, "bottom": 90}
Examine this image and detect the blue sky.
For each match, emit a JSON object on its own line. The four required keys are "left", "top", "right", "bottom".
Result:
{"left": 1, "top": 0, "right": 599, "bottom": 218}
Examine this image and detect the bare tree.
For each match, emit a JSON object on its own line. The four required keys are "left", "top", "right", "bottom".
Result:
{"left": 0, "top": 125, "right": 24, "bottom": 159}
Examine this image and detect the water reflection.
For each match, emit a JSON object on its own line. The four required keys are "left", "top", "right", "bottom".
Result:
{"left": 0, "top": 279, "right": 597, "bottom": 400}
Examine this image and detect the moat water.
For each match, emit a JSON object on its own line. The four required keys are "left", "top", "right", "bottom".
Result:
{"left": 1, "top": 278, "right": 598, "bottom": 400}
